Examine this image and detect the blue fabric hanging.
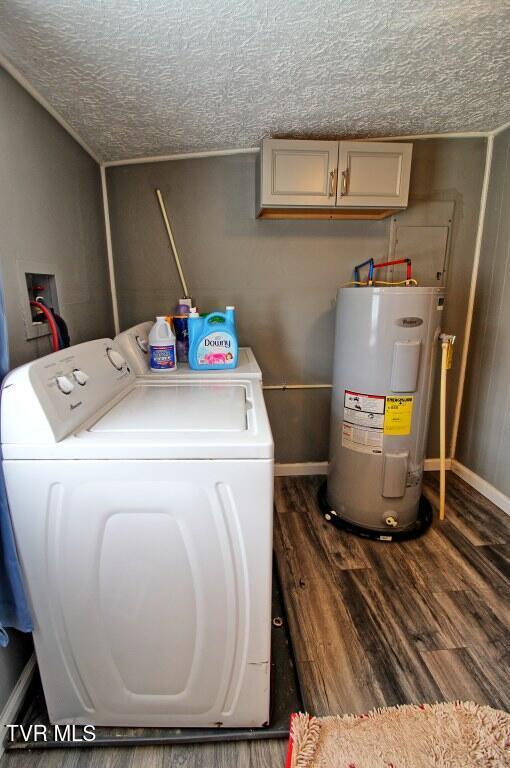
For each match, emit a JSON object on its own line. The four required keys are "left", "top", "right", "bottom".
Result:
{"left": 0, "top": 280, "right": 32, "bottom": 646}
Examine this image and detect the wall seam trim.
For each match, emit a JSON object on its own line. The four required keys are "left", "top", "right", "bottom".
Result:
{"left": 490, "top": 118, "right": 510, "bottom": 136}
{"left": 449, "top": 135, "right": 494, "bottom": 458}
{"left": 103, "top": 133, "right": 491, "bottom": 168}
{"left": 100, "top": 165, "right": 120, "bottom": 335}
{"left": 104, "top": 147, "right": 260, "bottom": 167}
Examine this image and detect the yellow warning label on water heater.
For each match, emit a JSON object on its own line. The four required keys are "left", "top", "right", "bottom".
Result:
{"left": 384, "top": 396, "right": 413, "bottom": 435}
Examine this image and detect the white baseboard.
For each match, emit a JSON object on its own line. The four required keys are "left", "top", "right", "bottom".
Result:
{"left": 424, "top": 458, "right": 452, "bottom": 471}
{"left": 451, "top": 460, "right": 510, "bottom": 516}
{"left": 275, "top": 459, "right": 446, "bottom": 477}
{"left": 0, "top": 653, "right": 36, "bottom": 759}
{"left": 274, "top": 462, "right": 328, "bottom": 476}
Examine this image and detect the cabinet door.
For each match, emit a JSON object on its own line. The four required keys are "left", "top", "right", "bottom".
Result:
{"left": 337, "top": 141, "right": 412, "bottom": 208}
{"left": 260, "top": 138, "right": 339, "bottom": 207}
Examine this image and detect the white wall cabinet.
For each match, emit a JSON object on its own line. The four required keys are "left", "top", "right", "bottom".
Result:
{"left": 336, "top": 141, "right": 412, "bottom": 208}
{"left": 258, "top": 138, "right": 413, "bottom": 218}
{"left": 261, "top": 139, "right": 339, "bottom": 208}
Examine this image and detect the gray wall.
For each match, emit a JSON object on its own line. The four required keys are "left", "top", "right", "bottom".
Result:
{"left": 0, "top": 67, "right": 113, "bottom": 368}
{"left": 0, "top": 67, "right": 113, "bottom": 712}
{"left": 456, "top": 127, "right": 510, "bottom": 494}
{"left": 108, "top": 138, "right": 486, "bottom": 463}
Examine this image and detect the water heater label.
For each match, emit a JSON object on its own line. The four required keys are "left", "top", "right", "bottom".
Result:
{"left": 343, "top": 407, "right": 384, "bottom": 429}
{"left": 344, "top": 391, "right": 385, "bottom": 414}
{"left": 343, "top": 390, "right": 385, "bottom": 453}
{"left": 384, "top": 396, "right": 413, "bottom": 435}
{"left": 342, "top": 423, "right": 383, "bottom": 454}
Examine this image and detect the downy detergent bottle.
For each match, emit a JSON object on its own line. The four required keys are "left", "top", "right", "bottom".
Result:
{"left": 188, "top": 306, "right": 238, "bottom": 370}
{"left": 149, "top": 316, "right": 177, "bottom": 371}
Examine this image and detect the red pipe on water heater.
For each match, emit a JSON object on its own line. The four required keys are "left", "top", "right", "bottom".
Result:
{"left": 372, "top": 258, "right": 412, "bottom": 281}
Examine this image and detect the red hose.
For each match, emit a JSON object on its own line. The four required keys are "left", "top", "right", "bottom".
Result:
{"left": 30, "top": 300, "right": 60, "bottom": 352}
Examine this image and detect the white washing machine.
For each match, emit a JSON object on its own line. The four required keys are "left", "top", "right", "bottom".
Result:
{"left": 1, "top": 339, "right": 273, "bottom": 727}
{"left": 114, "top": 321, "right": 262, "bottom": 380}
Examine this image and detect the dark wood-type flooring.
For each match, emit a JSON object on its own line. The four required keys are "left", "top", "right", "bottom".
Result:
{"left": 2, "top": 472, "right": 509, "bottom": 767}
{"left": 274, "top": 472, "right": 510, "bottom": 716}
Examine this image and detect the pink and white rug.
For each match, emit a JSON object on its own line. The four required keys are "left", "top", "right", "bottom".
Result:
{"left": 285, "top": 702, "right": 510, "bottom": 767}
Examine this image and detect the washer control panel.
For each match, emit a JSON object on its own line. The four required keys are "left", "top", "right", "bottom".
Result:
{"left": 47, "top": 346, "right": 130, "bottom": 398}
{"left": 1, "top": 339, "right": 135, "bottom": 444}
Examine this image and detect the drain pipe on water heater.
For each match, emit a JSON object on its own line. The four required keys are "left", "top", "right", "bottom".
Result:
{"left": 439, "top": 334, "right": 456, "bottom": 521}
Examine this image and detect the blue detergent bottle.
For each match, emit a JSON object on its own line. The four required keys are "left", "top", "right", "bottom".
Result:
{"left": 188, "top": 306, "right": 238, "bottom": 370}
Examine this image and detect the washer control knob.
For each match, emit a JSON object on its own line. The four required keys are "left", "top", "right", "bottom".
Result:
{"left": 136, "top": 335, "right": 148, "bottom": 353}
{"left": 56, "top": 375, "right": 74, "bottom": 394}
{"left": 106, "top": 348, "right": 126, "bottom": 371}
{"left": 72, "top": 369, "right": 89, "bottom": 386}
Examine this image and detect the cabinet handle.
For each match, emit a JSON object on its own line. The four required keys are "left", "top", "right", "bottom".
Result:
{"left": 328, "top": 169, "right": 337, "bottom": 197}
{"left": 339, "top": 170, "right": 347, "bottom": 196}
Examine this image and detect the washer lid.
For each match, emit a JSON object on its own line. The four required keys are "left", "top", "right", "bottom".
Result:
{"left": 1, "top": 339, "right": 273, "bottom": 460}
{"left": 91, "top": 383, "right": 247, "bottom": 433}
{"left": 78, "top": 379, "right": 272, "bottom": 459}
{"left": 3, "top": 378, "right": 273, "bottom": 460}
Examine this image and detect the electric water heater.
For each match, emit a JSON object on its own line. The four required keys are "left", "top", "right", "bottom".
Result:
{"left": 325, "top": 286, "right": 445, "bottom": 536}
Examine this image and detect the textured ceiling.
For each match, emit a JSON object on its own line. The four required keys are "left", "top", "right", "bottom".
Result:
{"left": 0, "top": 1, "right": 509, "bottom": 161}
